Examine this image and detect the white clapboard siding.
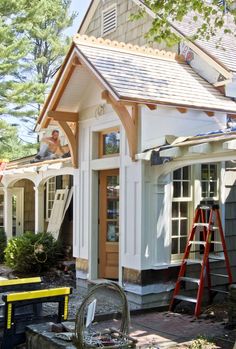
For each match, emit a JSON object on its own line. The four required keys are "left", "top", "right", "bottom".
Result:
{"left": 47, "top": 188, "right": 69, "bottom": 239}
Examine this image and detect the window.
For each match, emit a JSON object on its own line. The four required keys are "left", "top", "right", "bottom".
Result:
{"left": 201, "top": 164, "right": 218, "bottom": 199}
{"left": 171, "top": 163, "right": 220, "bottom": 262}
{"left": 46, "top": 177, "right": 56, "bottom": 221}
{"left": 101, "top": 5, "right": 117, "bottom": 36}
{"left": 99, "top": 128, "right": 120, "bottom": 157}
{"left": 171, "top": 167, "right": 192, "bottom": 260}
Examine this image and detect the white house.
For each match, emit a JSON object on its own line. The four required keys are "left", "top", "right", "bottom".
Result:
{"left": 1, "top": 0, "right": 236, "bottom": 309}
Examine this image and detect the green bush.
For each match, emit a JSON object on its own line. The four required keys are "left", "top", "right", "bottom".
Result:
{"left": 5, "top": 231, "right": 62, "bottom": 273}
{"left": 0, "top": 228, "right": 7, "bottom": 263}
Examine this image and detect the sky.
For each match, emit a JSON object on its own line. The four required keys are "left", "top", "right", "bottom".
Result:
{"left": 67, "top": 0, "right": 92, "bottom": 37}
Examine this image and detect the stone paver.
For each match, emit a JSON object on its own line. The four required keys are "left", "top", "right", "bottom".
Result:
{"left": 26, "top": 312, "right": 232, "bottom": 349}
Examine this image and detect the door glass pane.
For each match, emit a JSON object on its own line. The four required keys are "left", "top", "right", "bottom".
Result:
{"left": 107, "top": 222, "right": 119, "bottom": 242}
{"left": 107, "top": 176, "right": 119, "bottom": 198}
{"left": 107, "top": 199, "right": 119, "bottom": 219}
{"left": 106, "top": 175, "right": 119, "bottom": 242}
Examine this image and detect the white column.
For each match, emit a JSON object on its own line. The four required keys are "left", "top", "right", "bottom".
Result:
{"left": 3, "top": 187, "right": 13, "bottom": 240}
{"left": 34, "top": 185, "right": 45, "bottom": 233}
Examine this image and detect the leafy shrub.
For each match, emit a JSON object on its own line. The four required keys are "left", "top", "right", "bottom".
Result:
{"left": 0, "top": 228, "right": 7, "bottom": 263}
{"left": 5, "top": 231, "right": 62, "bottom": 273}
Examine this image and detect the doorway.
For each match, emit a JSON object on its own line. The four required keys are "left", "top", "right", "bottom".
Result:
{"left": 99, "top": 169, "right": 119, "bottom": 279}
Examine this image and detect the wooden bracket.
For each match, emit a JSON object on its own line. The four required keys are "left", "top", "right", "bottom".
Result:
{"left": 146, "top": 104, "right": 157, "bottom": 110}
{"left": 48, "top": 111, "right": 78, "bottom": 122}
{"left": 102, "top": 90, "right": 138, "bottom": 160}
{"left": 57, "top": 119, "right": 78, "bottom": 168}
{"left": 177, "top": 107, "right": 187, "bottom": 113}
{"left": 205, "top": 111, "right": 215, "bottom": 117}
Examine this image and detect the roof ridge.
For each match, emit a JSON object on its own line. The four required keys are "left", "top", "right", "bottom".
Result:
{"left": 73, "top": 34, "right": 184, "bottom": 62}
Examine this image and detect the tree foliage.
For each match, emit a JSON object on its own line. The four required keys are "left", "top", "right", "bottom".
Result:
{"left": 0, "top": 0, "right": 76, "bottom": 120}
{"left": 0, "top": 119, "right": 37, "bottom": 160}
{"left": 0, "top": 0, "right": 76, "bottom": 158}
{"left": 132, "top": 0, "right": 236, "bottom": 46}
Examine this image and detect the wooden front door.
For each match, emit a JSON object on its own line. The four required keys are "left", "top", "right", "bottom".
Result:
{"left": 99, "top": 170, "right": 119, "bottom": 279}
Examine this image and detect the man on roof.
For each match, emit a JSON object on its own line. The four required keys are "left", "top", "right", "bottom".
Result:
{"left": 31, "top": 130, "right": 68, "bottom": 163}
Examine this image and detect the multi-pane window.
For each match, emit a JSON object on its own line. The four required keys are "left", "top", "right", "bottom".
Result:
{"left": 46, "top": 177, "right": 56, "bottom": 221}
{"left": 171, "top": 167, "right": 191, "bottom": 259}
{"left": 171, "top": 164, "right": 220, "bottom": 261}
{"left": 201, "top": 164, "right": 218, "bottom": 199}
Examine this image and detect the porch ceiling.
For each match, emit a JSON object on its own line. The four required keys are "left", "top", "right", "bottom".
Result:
{"left": 56, "top": 67, "right": 89, "bottom": 112}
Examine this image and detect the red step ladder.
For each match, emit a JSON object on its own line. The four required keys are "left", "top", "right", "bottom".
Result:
{"left": 169, "top": 200, "right": 232, "bottom": 317}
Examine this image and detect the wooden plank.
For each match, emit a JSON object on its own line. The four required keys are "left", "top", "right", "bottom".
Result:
{"left": 205, "top": 111, "right": 215, "bottom": 117}
{"left": 102, "top": 90, "right": 138, "bottom": 160}
{"left": 177, "top": 107, "right": 187, "bottom": 113}
{"left": 188, "top": 142, "right": 212, "bottom": 154}
{"left": 159, "top": 147, "right": 182, "bottom": 158}
{"left": 57, "top": 120, "right": 78, "bottom": 168}
{"left": 223, "top": 140, "right": 236, "bottom": 150}
{"left": 47, "top": 111, "right": 78, "bottom": 122}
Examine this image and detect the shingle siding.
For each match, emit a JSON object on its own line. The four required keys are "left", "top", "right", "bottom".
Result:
{"left": 84, "top": 0, "right": 175, "bottom": 51}
{"left": 225, "top": 161, "right": 236, "bottom": 280}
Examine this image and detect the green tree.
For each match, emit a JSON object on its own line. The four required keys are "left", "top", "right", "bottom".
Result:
{"left": 132, "top": 0, "right": 236, "bottom": 46}
{"left": 0, "top": 0, "right": 76, "bottom": 120}
{"left": 0, "top": 119, "right": 37, "bottom": 161}
{"left": 0, "top": 0, "right": 76, "bottom": 158}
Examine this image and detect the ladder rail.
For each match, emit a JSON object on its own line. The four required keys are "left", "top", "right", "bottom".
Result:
{"left": 169, "top": 208, "right": 201, "bottom": 311}
{"left": 195, "top": 209, "right": 213, "bottom": 317}
{"left": 215, "top": 209, "right": 233, "bottom": 284}
{"left": 169, "top": 202, "right": 233, "bottom": 317}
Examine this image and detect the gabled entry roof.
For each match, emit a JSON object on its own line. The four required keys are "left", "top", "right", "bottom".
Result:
{"left": 74, "top": 35, "right": 236, "bottom": 113}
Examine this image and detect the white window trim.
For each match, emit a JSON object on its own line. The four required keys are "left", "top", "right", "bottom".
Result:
{"left": 101, "top": 4, "right": 117, "bottom": 37}
{"left": 46, "top": 177, "right": 56, "bottom": 222}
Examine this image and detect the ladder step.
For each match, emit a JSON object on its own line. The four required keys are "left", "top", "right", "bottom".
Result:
{"left": 210, "top": 288, "right": 229, "bottom": 295}
{"left": 185, "top": 259, "right": 202, "bottom": 264}
{"left": 174, "top": 295, "right": 197, "bottom": 303}
{"left": 210, "top": 241, "right": 222, "bottom": 245}
{"left": 208, "top": 254, "right": 225, "bottom": 261}
{"left": 210, "top": 273, "right": 229, "bottom": 278}
{"left": 189, "top": 241, "right": 206, "bottom": 246}
{"left": 193, "top": 223, "right": 218, "bottom": 230}
{"left": 194, "top": 223, "right": 209, "bottom": 227}
{"left": 179, "top": 276, "right": 200, "bottom": 284}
